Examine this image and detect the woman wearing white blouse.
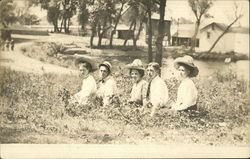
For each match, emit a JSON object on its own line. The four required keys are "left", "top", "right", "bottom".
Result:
{"left": 126, "top": 59, "right": 148, "bottom": 105}
{"left": 72, "top": 57, "right": 97, "bottom": 105}
{"left": 172, "top": 56, "right": 199, "bottom": 111}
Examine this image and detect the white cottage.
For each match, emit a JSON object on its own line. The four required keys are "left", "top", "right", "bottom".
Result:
{"left": 198, "top": 22, "right": 249, "bottom": 55}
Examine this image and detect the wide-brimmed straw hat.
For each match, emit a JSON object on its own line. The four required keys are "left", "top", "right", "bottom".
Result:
{"left": 126, "top": 59, "right": 145, "bottom": 71}
{"left": 99, "top": 61, "right": 112, "bottom": 72}
{"left": 174, "top": 55, "right": 199, "bottom": 77}
{"left": 75, "top": 57, "right": 98, "bottom": 72}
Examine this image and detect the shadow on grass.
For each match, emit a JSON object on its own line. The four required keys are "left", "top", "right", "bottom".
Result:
{"left": 13, "top": 38, "right": 34, "bottom": 44}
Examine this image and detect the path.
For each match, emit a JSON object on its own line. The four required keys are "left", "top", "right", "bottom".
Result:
{"left": 0, "top": 40, "right": 78, "bottom": 75}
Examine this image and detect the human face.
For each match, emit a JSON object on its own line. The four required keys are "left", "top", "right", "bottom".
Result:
{"left": 178, "top": 65, "right": 190, "bottom": 80}
{"left": 99, "top": 66, "right": 109, "bottom": 79}
{"left": 79, "top": 64, "right": 89, "bottom": 78}
{"left": 131, "top": 69, "right": 141, "bottom": 83}
{"left": 146, "top": 66, "right": 157, "bottom": 81}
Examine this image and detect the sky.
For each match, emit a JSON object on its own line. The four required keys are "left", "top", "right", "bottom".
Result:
{"left": 166, "top": 0, "right": 249, "bottom": 27}
{"left": 15, "top": 0, "right": 249, "bottom": 27}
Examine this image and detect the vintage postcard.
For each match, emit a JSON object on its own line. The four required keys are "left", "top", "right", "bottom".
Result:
{"left": 0, "top": 0, "right": 249, "bottom": 158}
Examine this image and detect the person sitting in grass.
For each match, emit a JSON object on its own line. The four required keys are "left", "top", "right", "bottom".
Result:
{"left": 171, "top": 55, "right": 199, "bottom": 111}
{"left": 96, "top": 61, "right": 117, "bottom": 107}
{"left": 71, "top": 57, "right": 97, "bottom": 105}
{"left": 126, "top": 59, "right": 148, "bottom": 106}
{"left": 145, "top": 62, "right": 169, "bottom": 117}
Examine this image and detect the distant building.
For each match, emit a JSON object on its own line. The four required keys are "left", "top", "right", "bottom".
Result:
{"left": 198, "top": 22, "right": 249, "bottom": 55}
{"left": 145, "top": 13, "right": 172, "bottom": 46}
{"left": 171, "top": 29, "right": 199, "bottom": 47}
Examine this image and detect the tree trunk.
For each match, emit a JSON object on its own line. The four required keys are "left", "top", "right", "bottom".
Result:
{"left": 147, "top": 6, "right": 153, "bottom": 63}
{"left": 109, "top": 2, "right": 125, "bottom": 48}
{"left": 90, "top": 25, "right": 96, "bottom": 48}
{"left": 123, "top": 20, "right": 135, "bottom": 47}
{"left": 132, "top": 20, "right": 137, "bottom": 50}
{"left": 133, "top": 17, "right": 144, "bottom": 51}
{"left": 155, "top": 0, "right": 166, "bottom": 67}
{"left": 190, "top": 21, "right": 200, "bottom": 52}
{"left": 59, "top": 19, "right": 64, "bottom": 32}
{"left": 64, "top": 17, "right": 69, "bottom": 33}
{"left": 208, "top": 17, "right": 240, "bottom": 53}
{"left": 67, "top": 18, "right": 70, "bottom": 33}
{"left": 97, "top": 23, "right": 102, "bottom": 47}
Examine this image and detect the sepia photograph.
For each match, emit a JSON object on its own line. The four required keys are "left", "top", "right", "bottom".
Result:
{"left": 0, "top": 0, "right": 249, "bottom": 158}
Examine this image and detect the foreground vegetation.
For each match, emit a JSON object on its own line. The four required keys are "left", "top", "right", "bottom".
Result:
{"left": 0, "top": 66, "right": 249, "bottom": 144}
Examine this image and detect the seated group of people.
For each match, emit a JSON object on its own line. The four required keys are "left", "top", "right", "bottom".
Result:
{"left": 70, "top": 55, "right": 199, "bottom": 117}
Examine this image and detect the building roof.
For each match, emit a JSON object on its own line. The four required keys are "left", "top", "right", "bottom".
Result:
{"left": 172, "top": 30, "right": 194, "bottom": 38}
{"left": 200, "top": 22, "right": 227, "bottom": 32}
{"left": 116, "top": 24, "right": 130, "bottom": 30}
{"left": 230, "top": 27, "right": 249, "bottom": 34}
{"left": 200, "top": 22, "right": 249, "bottom": 34}
{"left": 151, "top": 13, "right": 171, "bottom": 21}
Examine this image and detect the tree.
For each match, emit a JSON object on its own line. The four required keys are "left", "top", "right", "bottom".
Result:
{"left": 19, "top": 13, "right": 41, "bottom": 25}
{"left": 207, "top": 2, "right": 243, "bottom": 53}
{"left": 122, "top": 0, "right": 146, "bottom": 49}
{"left": 109, "top": 0, "right": 127, "bottom": 48}
{"left": 60, "top": 0, "right": 78, "bottom": 33}
{"left": 88, "top": 0, "right": 116, "bottom": 47}
{"left": 47, "top": 5, "right": 61, "bottom": 32}
{"left": 145, "top": 0, "right": 153, "bottom": 62}
{"left": 188, "top": 0, "right": 212, "bottom": 51}
{"left": 0, "top": 0, "right": 17, "bottom": 28}
{"left": 78, "top": 0, "right": 89, "bottom": 31}
{"left": 155, "top": 0, "right": 166, "bottom": 66}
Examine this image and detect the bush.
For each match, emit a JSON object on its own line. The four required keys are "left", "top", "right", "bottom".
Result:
{"left": 21, "top": 42, "right": 75, "bottom": 69}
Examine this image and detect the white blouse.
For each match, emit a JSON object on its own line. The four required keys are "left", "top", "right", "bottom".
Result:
{"left": 130, "top": 79, "right": 148, "bottom": 104}
{"left": 74, "top": 75, "right": 97, "bottom": 105}
{"left": 97, "top": 76, "right": 117, "bottom": 106}
{"left": 173, "top": 78, "right": 198, "bottom": 110}
{"left": 148, "top": 76, "right": 169, "bottom": 107}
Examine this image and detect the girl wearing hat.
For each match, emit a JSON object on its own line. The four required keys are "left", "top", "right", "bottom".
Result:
{"left": 172, "top": 55, "right": 199, "bottom": 111}
{"left": 126, "top": 59, "right": 148, "bottom": 106}
{"left": 71, "top": 57, "right": 97, "bottom": 105}
{"left": 96, "top": 61, "right": 118, "bottom": 107}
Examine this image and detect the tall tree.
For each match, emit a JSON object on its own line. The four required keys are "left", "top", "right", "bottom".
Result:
{"left": 18, "top": 13, "right": 41, "bottom": 25}
{"left": 109, "top": 0, "right": 127, "bottom": 48}
{"left": 208, "top": 2, "right": 243, "bottom": 53}
{"left": 78, "top": 0, "right": 89, "bottom": 31}
{"left": 145, "top": 0, "right": 153, "bottom": 62}
{"left": 188, "top": 0, "right": 212, "bottom": 51}
{"left": 47, "top": 5, "right": 61, "bottom": 32}
{"left": 155, "top": 0, "right": 166, "bottom": 66}
{"left": 61, "top": 0, "right": 78, "bottom": 33}
{"left": 122, "top": 0, "right": 146, "bottom": 48}
{"left": 0, "top": 0, "right": 17, "bottom": 28}
{"left": 88, "top": 0, "right": 115, "bottom": 47}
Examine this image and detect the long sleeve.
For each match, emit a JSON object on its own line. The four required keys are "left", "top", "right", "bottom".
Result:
{"left": 150, "top": 76, "right": 169, "bottom": 108}
{"left": 173, "top": 78, "right": 197, "bottom": 111}
{"left": 74, "top": 76, "right": 97, "bottom": 105}
{"left": 97, "top": 76, "right": 117, "bottom": 106}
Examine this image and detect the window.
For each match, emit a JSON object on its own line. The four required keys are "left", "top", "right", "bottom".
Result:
{"left": 207, "top": 32, "right": 211, "bottom": 39}
{"left": 212, "top": 24, "right": 215, "bottom": 30}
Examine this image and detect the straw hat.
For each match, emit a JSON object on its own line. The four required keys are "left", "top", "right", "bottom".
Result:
{"left": 126, "top": 59, "right": 145, "bottom": 71}
{"left": 75, "top": 57, "right": 98, "bottom": 72}
{"left": 174, "top": 55, "right": 199, "bottom": 77}
{"left": 99, "top": 61, "right": 112, "bottom": 72}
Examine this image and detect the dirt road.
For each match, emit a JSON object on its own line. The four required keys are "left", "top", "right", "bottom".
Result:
{"left": 0, "top": 40, "right": 78, "bottom": 75}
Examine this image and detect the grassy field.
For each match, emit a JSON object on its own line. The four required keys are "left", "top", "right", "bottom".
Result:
{"left": 0, "top": 64, "right": 249, "bottom": 145}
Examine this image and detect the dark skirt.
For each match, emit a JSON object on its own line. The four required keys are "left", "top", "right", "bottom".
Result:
{"left": 182, "top": 104, "right": 197, "bottom": 112}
